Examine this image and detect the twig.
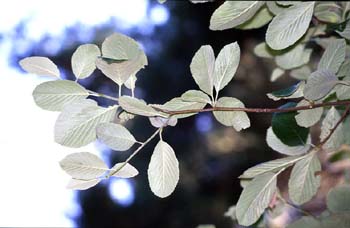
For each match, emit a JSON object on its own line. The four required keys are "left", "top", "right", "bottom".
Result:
{"left": 87, "top": 90, "right": 119, "bottom": 102}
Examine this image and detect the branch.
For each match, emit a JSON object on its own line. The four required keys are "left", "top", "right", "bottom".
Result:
{"left": 319, "top": 105, "right": 350, "bottom": 147}
{"left": 154, "top": 100, "right": 350, "bottom": 116}
{"left": 87, "top": 89, "right": 119, "bottom": 102}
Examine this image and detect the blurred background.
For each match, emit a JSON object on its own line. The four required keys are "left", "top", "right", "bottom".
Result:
{"left": 0, "top": 0, "right": 299, "bottom": 227}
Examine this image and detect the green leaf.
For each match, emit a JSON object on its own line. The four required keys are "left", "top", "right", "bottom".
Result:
{"left": 290, "top": 65, "right": 311, "bottom": 80}
{"left": 19, "top": 56, "right": 60, "bottom": 78}
{"left": 320, "top": 107, "right": 344, "bottom": 151}
{"left": 266, "top": 127, "right": 310, "bottom": 155}
{"left": 239, "top": 155, "right": 304, "bottom": 179}
{"left": 236, "top": 172, "right": 278, "bottom": 226}
{"left": 181, "top": 90, "right": 211, "bottom": 104}
{"left": 337, "top": 21, "right": 350, "bottom": 40}
{"left": 160, "top": 97, "right": 206, "bottom": 119}
{"left": 148, "top": 140, "right": 179, "bottom": 198}
{"left": 111, "top": 163, "right": 139, "bottom": 178}
{"left": 270, "top": 68, "right": 285, "bottom": 82}
{"left": 295, "top": 100, "right": 323, "bottom": 128}
{"left": 287, "top": 216, "right": 320, "bottom": 228}
{"left": 237, "top": 7, "right": 273, "bottom": 30}
{"left": 327, "top": 185, "right": 350, "bottom": 213}
{"left": 66, "top": 178, "right": 100, "bottom": 190}
{"left": 336, "top": 76, "right": 350, "bottom": 100}
{"left": 288, "top": 151, "right": 321, "bottom": 205}
{"left": 119, "top": 96, "right": 164, "bottom": 117}
{"left": 266, "top": 1, "right": 289, "bottom": 15}
{"left": 318, "top": 39, "right": 346, "bottom": 74}
{"left": 32, "top": 80, "right": 89, "bottom": 111}
{"left": 213, "top": 97, "right": 250, "bottom": 131}
{"left": 267, "top": 81, "right": 305, "bottom": 101}
{"left": 304, "top": 69, "right": 339, "bottom": 101}
{"left": 96, "top": 123, "right": 136, "bottom": 151}
{"left": 266, "top": 2, "right": 315, "bottom": 50}
{"left": 271, "top": 102, "right": 309, "bottom": 146}
{"left": 71, "top": 44, "right": 100, "bottom": 79}
{"left": 54, "top": 99, "right": 117, "bottom": 147}
{"left": 314, "top": 2, "right": 342, "bottom": 24}
{"left": 275, "top": 44, "right": 312, "bottom": 70}
{"left": 60, "top": 152, "right": 108, "bottom": 179}
{"left": 214, "top": 42, "right": 240, "bottom": 91}
{"left": 209, "top": 1, "right": 265, "bottom": 31}
{"left": 254, "top": 42, "right": 275, "bottom": 58}
{"left": 190, "top": 45, "right": 215, "bottom": 96}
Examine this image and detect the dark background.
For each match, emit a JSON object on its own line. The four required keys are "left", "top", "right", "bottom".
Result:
{"left": 14, "top": 1, "right": 299, "bottom": 227}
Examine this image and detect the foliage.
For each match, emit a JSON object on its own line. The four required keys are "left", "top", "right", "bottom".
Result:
{"left": 19, "top": 1, "right": 350, "bottom": 227}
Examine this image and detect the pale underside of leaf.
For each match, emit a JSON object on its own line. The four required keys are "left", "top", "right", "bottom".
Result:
{"left": 72, "top": 44, "right": 101, "bottom": 79}
{"left": 266, "top": 2, "right": 315, "bottom": 50}
{"left": 119, "top": 96, "right": 164, "bottom": 117}
{"left": 266, "top": 127, "right": 310, "bottom": 156}
{"left": 270, "top": 68, "right": 285, "bottom": 82}
{"left": 320, "top": 107, "right": 344, "bottom": 151}
{"left": 213, "top": 97, "right": 250, "bottom": 131}
{"left": 240, "top": 155, "right": 305, "bottom": 179}
{"left": 288, "top": 152, "right": 321, "bottom": 205}
{"left": 60, "top": 152, "right": 108, "bottom": 179}
{"left": 148, "top": 140, "right": 179, "bottom": 198}
{"left": 295, "top": 100, "right": 323, "bottom": 128}
{"left": 214, "top": 42, "right": 240, "bottom": 92}
{"left": 190, "top": 45, "right": 215, "bottom": 96}
{"left": 210, "top": 1, "right": 265, "bottom": 31}
{"left": 237, "top": 7, "right": 273, "bottom": 30}
{"left": 160, "top": 98, "right": 206, "bottom": 119}
{"left": 111, "top": 163, "right": 139, "bottom": 178}
{"left": 96, "top": 123, "right": 136, "bottom": 151}
{"left": 66, "top": 178, "right": 100, "bottom": 190}
{"left": 275, "top": 44, "right": 312, "bottom": 70}
{"left": 336, "top": 76, "right": 350, "bottom": 100}
{"left": 304, "top": 69, "right": 339, "bottom": 101}
{"left": 236, "top": 172, "right": 278, "bottom": 226}
{"left": 181, "top": 90, "right": 211, "bottom": 104}
{"left": 54, "top": 99, "right": 117, "bottom": 148}
{"left": 32, "top": 80, "right": 89, "bottom": 111}
{"left": 19, "top": 56, "right": 60, "bottom": 78}
{"left": 318, "top": 39, "right": 346, "bottom": 74}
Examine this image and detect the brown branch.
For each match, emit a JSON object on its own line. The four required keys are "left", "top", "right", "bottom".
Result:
{"left": 154, "top": 100, "right": 350, "bottom": 116}
{"left": 319, "top": 105, "right": 350, "bottom": 147}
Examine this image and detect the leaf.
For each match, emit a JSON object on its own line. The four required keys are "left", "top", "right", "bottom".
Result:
{"left": 60, "top": 152, "right": 108, "bottom": 179}
{"left": 124, "top": 74, "right": 137, "bottom": 90}
{"left": 304, "top": 69, "right": 339, "bottom": 101}
{"left": 276, "top": 1, "right": 297, "bottom": 6}
{"left": 275, "top": 44, "right": 312, "bottom": 70}
{"left": 320, "top": 212, "right": 350, "bottom": 228}
{"left": 237, "top": 7, "right": 273, "bottom": 30}
{"left": 318, "top": 39, "right": 346, "bottom": 74}
{"left": 239, "top": 155, "right": 304, "bottom": 179}
{"left": 181, "top": 90, "right": 211, "bottom": 104}
{"left": 148, "top": 140, "right": 179, "bottom": 198}
{"left": 111, "top": 163, "right": 139, "bottom": 178}
{"left": 71, "top": 44, "right": 100, "bottom": 79}
{"left": 190, "top": 45, "right": 215, "bottom": 96}
{"left": 214, "top": 42, "right": 240, "bottom": 91}
{"left": 66, "top": 178, "right": 100, "bottom": 190}
{"left": 160, "top": 98, "right": 206, "bottom": 119}
{"left": 337, "top": 59, "right": 350, "bottom": 78}
{"left": 271, "top": 102, "right": 309, "bottom": 146}
{"left": 54, "top": 99, "right": 117, "bottom": 147}
{"left": 327, "top": 185, "right": 350, "bottom": 213}
{"left": 266, "top": 127, "right": 310, "bottom": 156}
{"left": 314, "top": 2, "right": 342, "bottom": 24}
{"left": 267, "top": 81, "right": 305, "bottom": 101}
{"left": 32, "top": 80, "right": 89, "bottom": 111}
{"left": 19, "top": 56, "right": 60, "bottom": 78}
{"left": 236, "top": 172, "right": 278, "bottom": 226}
{"left": 149, "top": 116, "right": 177, "bottom": 128}
{"left": 213, "top": 97, "right": 250, "bottom": 131}
{"left": 266, "top": 2, "right": 315, "bottom": 50}
{"left": 119, "top": 96, "right": 164, "bottom": 117}
{"left": 295, "top": 100, "right": 323, "bottom": 128}
{"left": 320, "top": 107, "right": 344, "bottom": 150}
{"left": 270, "top": 68, "right": 285, "bottom": 82}
{"left": 266, "top": 1, "right": 289, "bottom": 15}
{"left": 288, "top": 152, "right": 321, "bottom": 205}
{"left": 290, "top": 65, "right": 311, "bottom": 80}
{"left": 337, "top": 21, "right": 350, "bottom": 40}
{"left": 254, "top": 42, "right": 274, "bottom": 59}
{"left": 336, "top": 76, "right": 350, "bottom": 100}
{"left": 209, "top": 1, "right": 265, "bottom": 31}
{"left": 287, "top": 216, "right": 320, "bottom": 228}
{"left": 96, "top": 123, "right": 136, "bottom": 151}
